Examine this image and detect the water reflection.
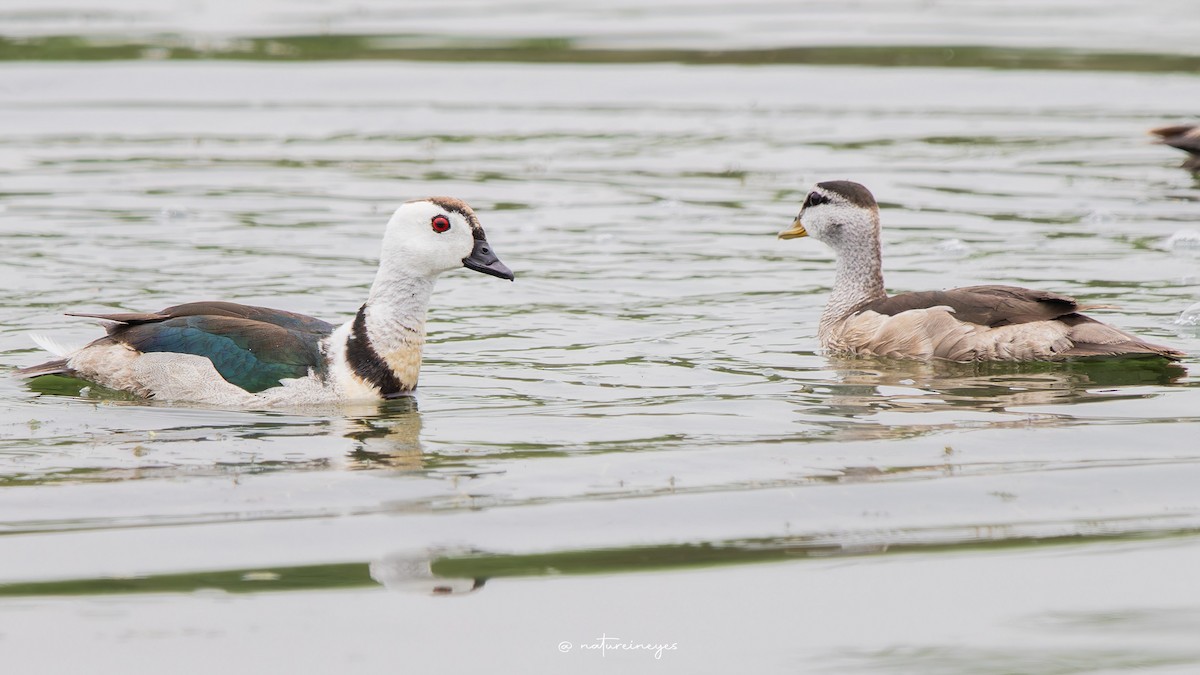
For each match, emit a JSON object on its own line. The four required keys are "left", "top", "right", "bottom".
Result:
{"left": 2, "top": 378, "right": 431, "bottom": 484}
{"left": 370, "top": 551, "right": 483, "bottom": 595}
{"left": 340, "top": 400, "right": 425, "bottom": 470}
{"left": 6, "top": 525, "right": 1200, "bottom": 598}
{"left": 807, "top": 356, "right": 1186, "bottom": 419}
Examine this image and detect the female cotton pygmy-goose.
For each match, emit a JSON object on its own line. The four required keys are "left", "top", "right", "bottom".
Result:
{"left": 17, "top": 197, "right": 514, "bottom": 405}
{"left": 778, "top": 181, "right": 1185, "bottom": 362}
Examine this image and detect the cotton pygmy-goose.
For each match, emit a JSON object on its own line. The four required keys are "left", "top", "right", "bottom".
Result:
{"left": 778, "top": 181, "right": 1185, "bottom": 362}
{"left": 1150, "top": 124, "right": 1200, "bottom": 171}
{"left": 16, "top": 197, "right": 514, "bottom": 405}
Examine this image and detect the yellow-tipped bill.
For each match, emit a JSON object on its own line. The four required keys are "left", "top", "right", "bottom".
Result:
{"left": 778, "top": 218, "right": 808, "bottom": 240}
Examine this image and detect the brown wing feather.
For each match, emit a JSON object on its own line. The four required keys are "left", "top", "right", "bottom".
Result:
{"left": 156, "top": 302, "right": 333, "bottom": 334}
{"left": 859, "top": 285, "right": 1078, "bottom": 327}
{"left": 66, "top": 311, "right": 170, "bottom": 325}
{"left": 67, "top": 301, "right": 332, "bottom": 335}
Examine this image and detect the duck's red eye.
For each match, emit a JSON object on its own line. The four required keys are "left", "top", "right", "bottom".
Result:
{"left": 431, "top": 215, "right": 451, "bottom": 233}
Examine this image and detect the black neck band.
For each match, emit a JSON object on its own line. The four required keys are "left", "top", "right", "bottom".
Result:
{"left": 346, "top": 304, "right": 407, "bottom": 397}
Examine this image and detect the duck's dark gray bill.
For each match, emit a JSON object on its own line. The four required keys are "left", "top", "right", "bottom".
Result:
{"left": 463, "top": 238, "right": 515, "bottom": 281}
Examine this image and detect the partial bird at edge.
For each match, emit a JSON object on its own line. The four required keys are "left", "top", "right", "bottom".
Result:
{"left": 1150, "top": 124, "right": 1200, "bottom": 172}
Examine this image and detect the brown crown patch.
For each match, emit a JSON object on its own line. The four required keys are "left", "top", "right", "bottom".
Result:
{"left": 816, "top": 180, "right": 878, "bottom": 210}
{"left": 417, "top": 196, "right": 487, "bottom": 240}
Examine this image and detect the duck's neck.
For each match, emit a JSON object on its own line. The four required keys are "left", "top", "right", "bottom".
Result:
{"left": 820, "top": 222, "right": 886, "bottom": 341}
{"left": 341, "top": 270, "right": 436, "bottom": 397}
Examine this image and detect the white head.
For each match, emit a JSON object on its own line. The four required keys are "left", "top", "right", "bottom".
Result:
{"left": 778, "top": 180, "right": 881, "bottom": 253}
{"left": 379, "top": 197, "right": 514, "bottom": 281}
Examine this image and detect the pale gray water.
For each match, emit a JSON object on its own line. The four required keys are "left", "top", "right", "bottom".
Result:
{"left": 2, "top": 2, "right": 1200, "bottom": 673}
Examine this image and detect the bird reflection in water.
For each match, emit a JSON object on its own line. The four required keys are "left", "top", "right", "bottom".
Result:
{"left": 370, "top": 550, "right": 485, "bottom": 596}
{"left": 796, "top": 356, "right": 1186, "bottom": 431}
{"left": 339, "top": 397, "right": 426, "bottom": 470}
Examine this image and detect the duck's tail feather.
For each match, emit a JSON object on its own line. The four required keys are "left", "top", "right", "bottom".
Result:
{"left": 1062, "top": 343, "right": 1186, "bottom": 360}
{"left": 1063, "top": 317, "right": 1187, "bottom": 361}
{"left": 14, "top": 358, "right": 75, "bottom": 378}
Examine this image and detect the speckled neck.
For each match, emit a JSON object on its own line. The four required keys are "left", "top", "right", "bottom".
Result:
{"left": 819, "top": 211, "right": 886, "bottom": 342}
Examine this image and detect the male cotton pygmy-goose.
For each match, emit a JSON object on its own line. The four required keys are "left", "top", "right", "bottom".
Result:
{"left": 17, "top": 197, "right": 514, "bottom": 405}
{"left": 778, "top": 181, "right": 1185, "bottom": 362}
